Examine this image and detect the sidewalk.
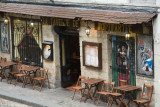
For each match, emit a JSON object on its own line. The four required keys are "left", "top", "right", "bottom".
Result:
{"left": 0, "top": 81, "right": 115, "bottom": 107}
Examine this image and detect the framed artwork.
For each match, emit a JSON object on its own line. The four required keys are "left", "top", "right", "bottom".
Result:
{"left": 0, "top": 22, "right": 10, "bottom": 53}
{"left": 137, "top": 35, "right": 154, "bottom": 77}
{"left": 82, "top": 41, "right": 102, "bottom": 69}
{"left": 42, "top": 41, "right": 53, "bottom": 61}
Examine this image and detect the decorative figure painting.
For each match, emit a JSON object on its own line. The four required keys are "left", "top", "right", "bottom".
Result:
{"left": 137, "top": 36, "right": 153, "bottom": 77}
{"left": 116, "top": 42, "right": 130, "bottom": 84}
{"left": 42, "top": 41, "right": 53, "bottom": 61}
{"left": 1, "top": 23, "right": 10, "bottom": 53}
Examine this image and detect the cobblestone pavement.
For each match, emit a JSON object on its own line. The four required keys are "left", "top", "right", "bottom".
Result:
{"left": 0, "top": 98, "right": 31, "bottom": 107}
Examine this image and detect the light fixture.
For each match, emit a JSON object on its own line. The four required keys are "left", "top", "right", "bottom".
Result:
{"left": 4, "top": 17, "right": 8, "bottom": 24}
{"left": 30, "top": 16, "right": 34, "bottom": 26}
{"left": 125, "top": 29, "right": 130, "bottom": 40}
{"left": 30, "top": 20, "right": 34, "bottom": 26}
{"left": 85, "top": 21, "right": 90, "bottom": 37}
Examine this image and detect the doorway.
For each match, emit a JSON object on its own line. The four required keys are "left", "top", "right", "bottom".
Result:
{"left": 112, "top": 36, "right": 136, "bottom": 86}
{"left": 59, "top": 34, "right": 81, "bottom": 88}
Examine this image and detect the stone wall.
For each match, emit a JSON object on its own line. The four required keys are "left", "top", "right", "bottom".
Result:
{"left": 42, "top": 25, "right": 61, "bottom": 88}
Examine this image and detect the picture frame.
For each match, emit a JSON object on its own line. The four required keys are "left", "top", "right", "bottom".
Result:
{"left": 0, "top": 22, "right": 10, "bottom": 53}
{"left": 136, "top": 35, "right": 154, "bottom": 77}
{"left": 42, "top": 41, "right": 53, "bottom": 61}
{"left": 82, "top": 41, "right": 102, "bottom": 69}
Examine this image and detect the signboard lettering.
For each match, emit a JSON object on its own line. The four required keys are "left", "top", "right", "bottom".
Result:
{"left": 42, "top": 17, "right": 80, "bottom": 28}
{"left": 96, "top": 22, "right": 133, "bottom": 33}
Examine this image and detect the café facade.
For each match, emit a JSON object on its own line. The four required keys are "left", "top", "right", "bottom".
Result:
{"left": 0, "top": 2, "right": 159, "bottom": 106}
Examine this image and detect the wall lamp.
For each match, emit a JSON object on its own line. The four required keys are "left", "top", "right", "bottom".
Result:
{"left": 125, "top": 29, "right": 130, "bottom": 40}
{"left": 30, "top": 16, "right": 34, "bottom": 26}
{"left": 85, "top": 21, "right": 90, "bottom": 37}
{"left": 4, "top": 17, "right": 8, "bottom": 24}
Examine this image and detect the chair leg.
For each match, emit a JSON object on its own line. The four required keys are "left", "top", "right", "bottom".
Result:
{"left": 46, "top": 75, "right": 50, "bottom": 89}
{"left": 97, "top": 94, "right": 102, "bottom": 106}
{"left": 24, "top": 77, "right": 28, "bottom": 88}
{"left": 40, "top": 79, "right": 45, "bottom": 92}
{"left": 32, "top": 80, "right": 36, "bottom": 90}
{"left": 107, "top": 96, "right": 111, "bottom": 107}
{"left": 10, "top": 74, "right": 13, "bottom": 84}
{"left": 22, "top": 77, "right": 26, "bottom": 88}
{"left": 14, "top": 77, "right": 18, "bottom": 86}
{"left": 80, "top": 89, "right": 85, "bottom": 102}
{"left": 72, "top": 89, "right": 76, "bottom": 100}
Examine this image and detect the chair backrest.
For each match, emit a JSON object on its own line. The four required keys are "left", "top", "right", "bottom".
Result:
{"left": 16, "top": 61, "right": 22, "bottom": 70}
{"left": 141, "top": 84, "right": 154, "bottom": 101}
{"left": 76, "top": 75, "right": 88, "bottom": 86}
{"left": 38, "top": 68, "right": 48, "bottom": 78}
{"left": 102, "top": 81, "right": 115, "bottom": 92}
{"left": 118, "top": 79, "right": 127, "bottom": 86}
{"left": 1, "top": 57, "right": 6, "bottom": 62}
{"left": 19, "top": 64, "right": 28, "bottom": 73}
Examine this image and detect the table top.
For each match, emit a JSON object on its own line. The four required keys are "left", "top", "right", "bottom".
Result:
{"left": 21, "top": 66, "right": 40, "bottom": 72}
{"left": 114, "top": 85, "right": 140, "bottom": 92}
{"left": 0, "top": 61, "right": 17, "bottom": 67}
{"left": 81, "top": 78, "right": 104, "bottom": 85}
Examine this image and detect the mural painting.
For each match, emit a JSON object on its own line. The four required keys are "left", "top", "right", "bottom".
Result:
{"left": 0, "top": 23, "right": 9, "bottom": 53}
{"left": 137, "top": 36, "right": 153, "bottom": 77}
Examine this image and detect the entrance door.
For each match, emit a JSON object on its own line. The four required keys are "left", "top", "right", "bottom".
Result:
{"left": 60, "top": 35, "right": 81, "bottom": 88}
{"left": 112, "top": 36, "right": 136, "bottom": 86}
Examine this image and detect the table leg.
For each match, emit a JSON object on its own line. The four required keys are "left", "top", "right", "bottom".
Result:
{"left": 84, "top": 84, "right": 97, "bottom": 105}
{"left": 93, "top": 83, "right": 99, "bottom": 97}
{"left": 118, "top": 92, "right": 128, "bottom": 107}
{"left": 84, "top": 84, "right": 90, "bottom": 102}
{"left": 1, "top": 68, "right": 8, "bottom": 83}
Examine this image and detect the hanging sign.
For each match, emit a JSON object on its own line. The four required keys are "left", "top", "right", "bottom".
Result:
{"left": 42, "top": 17, "right": 80, "bottom": 28}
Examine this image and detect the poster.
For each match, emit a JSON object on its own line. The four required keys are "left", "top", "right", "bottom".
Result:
{"left": 0, "top": 23, "right": 10, "bottom": 53}
{"left": 137, "top": 35, "right": 153, "bottom": 77}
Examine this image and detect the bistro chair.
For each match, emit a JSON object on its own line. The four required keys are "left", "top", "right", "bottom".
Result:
{"left": 0, "top": 57, "right": 7, "bottom": 77}
{"left": 9, "top": 61, "right": 22, "bottom": 84}
{"left": 118, "top": 79, "right": 128, "bottom": 86}
{"left": 32, "top": 68, "right": 50, "bottom": 92}
{"left": 14, "top": 65, "right": 27, "bottom": 88}
{"left": 72, "top": 75, "right": 88, "bottom": 102}
{"left": 133, "top": 84, "right": 153, "bottom": 107}
{"left": 96, "top": 81, "right": 115, "bottom": 105}
{"left": 0, "top": 57, "right": 6, "bottom": 62}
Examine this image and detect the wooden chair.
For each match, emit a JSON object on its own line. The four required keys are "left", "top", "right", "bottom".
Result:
{"left": 134, "top": 84, "right": 153, "bottom": 107}
{"left": 72, "top": 75, "right": 88, "bottom": 102}
{"left": 0, "top": 57, "right": 6, "bottom": 62}
{"left": 14, "top": 65, "right": 27, "bottom": 88}
{"left": 118, "top": 79, "right": 128, "bottom": 86}
{"left": 107, "top": 79, "right": 126, "bottom": 107}
{"left": 9, "top": 61, "right": 22, "bottom": 84}
{"left": 96, "top": 81, "right": 115, "bottom": 105}
{"left": 32, "top": 68, "right": 50, "bottom": 92}
{"left": 0, "top": 57, "right": 7, "bottom": 77}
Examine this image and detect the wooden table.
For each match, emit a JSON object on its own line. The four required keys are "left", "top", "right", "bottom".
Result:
{"left": 20, "top": 66, "right": 40, "bottom": 88}
{"left": 114, "top": 85, "right": 140, "bottom": 107}
{"left": 81, "top": 78, "right": 104, "bottom": 105}
{"left": 0, "top": 61, "right": 17, "bottom": 83}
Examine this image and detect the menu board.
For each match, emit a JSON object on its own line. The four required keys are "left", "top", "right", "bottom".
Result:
{"left": 82, "top": 41, "right": 102, "bottom": 69}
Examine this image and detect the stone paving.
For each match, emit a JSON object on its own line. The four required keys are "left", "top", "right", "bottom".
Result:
{"left": 0, "top": 80, "right": 128, "bottom": 107}
{"left": 0, "top": 98, "right": 31, "bottom": 107}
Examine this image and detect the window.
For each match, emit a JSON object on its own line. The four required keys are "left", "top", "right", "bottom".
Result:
{"left": 12, "top": 18, "right": 42, "bottom": 66}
